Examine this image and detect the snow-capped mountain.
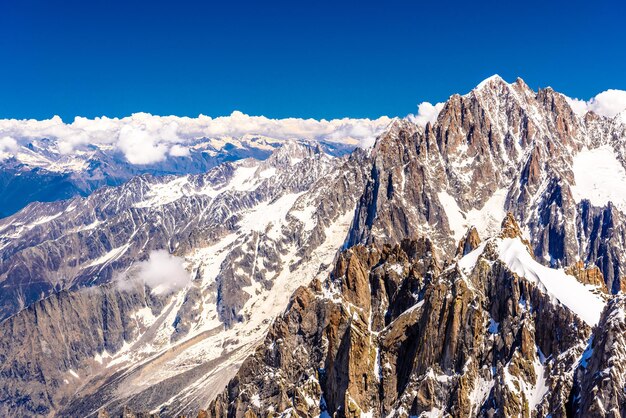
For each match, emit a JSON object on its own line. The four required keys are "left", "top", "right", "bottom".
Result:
{"left": 349, "top": 75, "right": 626, "bottom": 292}
{"left": 0, "top": 141, "right": 368, "bottom": 416}
{"left": 208, "top": 77, "right": 626, "bottom": 418}
{"left": 0, "top": 134, "right": 354, "bottom": 218}
{"left": 2, "top": 76, "right": 626, "bottom": 417}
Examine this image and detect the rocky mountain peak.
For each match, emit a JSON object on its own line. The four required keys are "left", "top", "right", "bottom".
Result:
{"left": 456, "top": 226, "right": 481, "bottom": 257}
{"left": 371, "top": 118, "right": 420, "bottom": 157}
{"left": 473, "top": 73, "right": 507, "bottom": 91}
{"left": 495, "top": 212, "right": 538, "bottom": 259}
{"left": 499, "top": 212, "right": 523, "bottom": 239}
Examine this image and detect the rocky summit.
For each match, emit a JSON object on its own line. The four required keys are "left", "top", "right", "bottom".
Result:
{"left": 1, "top": 76, "right": 626, "bottom": 417}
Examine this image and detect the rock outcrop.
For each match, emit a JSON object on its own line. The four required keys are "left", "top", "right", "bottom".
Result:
{"left": 206, "top": 217, "right": 603, "bottom": 417}
{"left": 573, "top": 295, "right": 626, "bottom": 417}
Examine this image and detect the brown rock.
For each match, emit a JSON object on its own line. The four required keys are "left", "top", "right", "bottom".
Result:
{"left": 565, "top": 261, "right": 608, "bottom": 293}
{"left": 456, "top": 227, "right": 481, "bottom": 257}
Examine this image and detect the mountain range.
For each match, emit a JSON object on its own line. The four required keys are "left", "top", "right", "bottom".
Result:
{"left": 1, "top": 75, "right": 626, "bottom": 417}
{"left": 0, "top": 133, "right": 355, "bottom": 218}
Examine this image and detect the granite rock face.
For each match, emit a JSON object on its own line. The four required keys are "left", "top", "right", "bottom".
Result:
{"left": 206, "top": 217, "right": 609, "bottom": 417}
{"left": 573, "top": 295, "right": 626, "bottom": 417}
{"left": 348, "top": 76, "right": 626, "bottom": 293}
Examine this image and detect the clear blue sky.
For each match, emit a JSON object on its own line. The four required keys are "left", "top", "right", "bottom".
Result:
{"left": 1, "top": 0, "right": 624, "bottom": 121}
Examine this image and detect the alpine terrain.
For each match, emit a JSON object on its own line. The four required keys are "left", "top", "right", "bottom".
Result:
{"left": 1, "top": 76, "right": 626, "bottom": 418}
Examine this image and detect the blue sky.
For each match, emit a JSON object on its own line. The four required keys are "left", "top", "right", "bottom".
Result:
{"left": 1, "top": 0, "right": 624, "bottom": 121}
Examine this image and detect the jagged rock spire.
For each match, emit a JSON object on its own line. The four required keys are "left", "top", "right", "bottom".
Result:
{"left": 499, "top": 212, "right": 523, "bottom": 239}
{"left": 456, "top": 226, "right": 481, "bottom": 257}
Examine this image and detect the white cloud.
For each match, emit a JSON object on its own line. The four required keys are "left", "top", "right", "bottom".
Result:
{"left": 117, "top": 125, "right": 169, "bottom": 165}
{"left": 169, "top": 144, "right": 191, "bottom": 157}
{"left": 0, "top": 136, "right": 18, "bottom": 160}
{"left": 0, "top": 111, "right": 392, "bottom": 164}
{"left": 564, "top": 97, "right": 588, "bottom": 117}
{"left": 407, "top": 102, "right": 445, "bottom": 127}
{"left": 117, "top": 250, "right": 190, "bottom": 295}
{"left": 589, "top": 90, "right": 626, "bottom": 118}
{"left": 565, "top": 89, "right": 626, "bottom": 118}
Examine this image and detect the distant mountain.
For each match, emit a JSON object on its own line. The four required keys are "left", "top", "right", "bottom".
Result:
{"left": 0, "top": 135, "right": 355, "bottom": 218}
{"left": 1, "top": 76, "right": 626, "bottom": 417}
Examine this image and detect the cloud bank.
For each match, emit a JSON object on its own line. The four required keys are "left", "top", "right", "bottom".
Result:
{"left": 0, "top": 111, "right": 392, "bottom": 164}
{"left": 117, "top": 250, "right": 191, "bottom": 295}
{"left": 565, "top": 89, "right": 626, "bottom": 118}
{"left": 2, "top": 84, "right": 623, "bottom": 165}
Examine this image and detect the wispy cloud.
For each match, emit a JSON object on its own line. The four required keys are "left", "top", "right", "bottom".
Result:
{"left": 117, "top": 250, "right": 191, "bottom": 295}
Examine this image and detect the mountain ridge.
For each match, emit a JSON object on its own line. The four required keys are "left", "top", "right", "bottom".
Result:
{"left": 2, "top": 76, "right": 626, "bottom": 417}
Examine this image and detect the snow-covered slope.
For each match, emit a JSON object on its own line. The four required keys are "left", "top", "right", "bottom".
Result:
{"left": 0, "top": 142, "right": 369, "bottom": 417}
{"left": 459, "top": 235, "right": 606, "bottom": 326}
{"left": 571, "top": 145, "right": 626, "bottom": 212}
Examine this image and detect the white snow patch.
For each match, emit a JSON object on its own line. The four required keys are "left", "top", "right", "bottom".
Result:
{"left": 529, "top": 355, "right": 548, "bottom": 409}
{"left": 135, "top": 177, "right": 193, "bottom": 208}
{"left": 130, "top": 306, "right": 158, "bottom": 328}
{"left": 468, "top": 373, "right": 494, "bottom": 414}
{"left": 73, "top": 219, "right": 102, "bottom": 232}
{"left": 457, "top": 242, "right": 487, "bottom": 273}
{"left": 290, "top": 204, "right": 317, "bottom": 231}
{"left": 388, "top": 263, "right": 404, "bottom": 276}
{"left": 438, "top": 189, "right": 507, "bottom": 242}
{"left": 374, "top": 347, "right": 381, "bottom": 382}
{"left": 238, "top": 192, "right": 304, "bottom": 234}
{"left": 497, "top": 237, "right": 605, "bottom": 326}
{"left": 31, "top": 212, "right": 62, "bottom": 226}
{"left": 418, "top": 407, "right": 444, "bottom": 418}
{"left": 94, "top": 350, "right": 111, "bottom": 365}
{"left": 259, "top": 167, "right": 277, "bottom": 179}
{"left": 230, "top": 165, "right": 262, "bottom": 191}
{"left": 84, "top": 244, "right": 130, "bottom": 268}
{"left": 572, "top": 146, "right": 626, "bottom": 213}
